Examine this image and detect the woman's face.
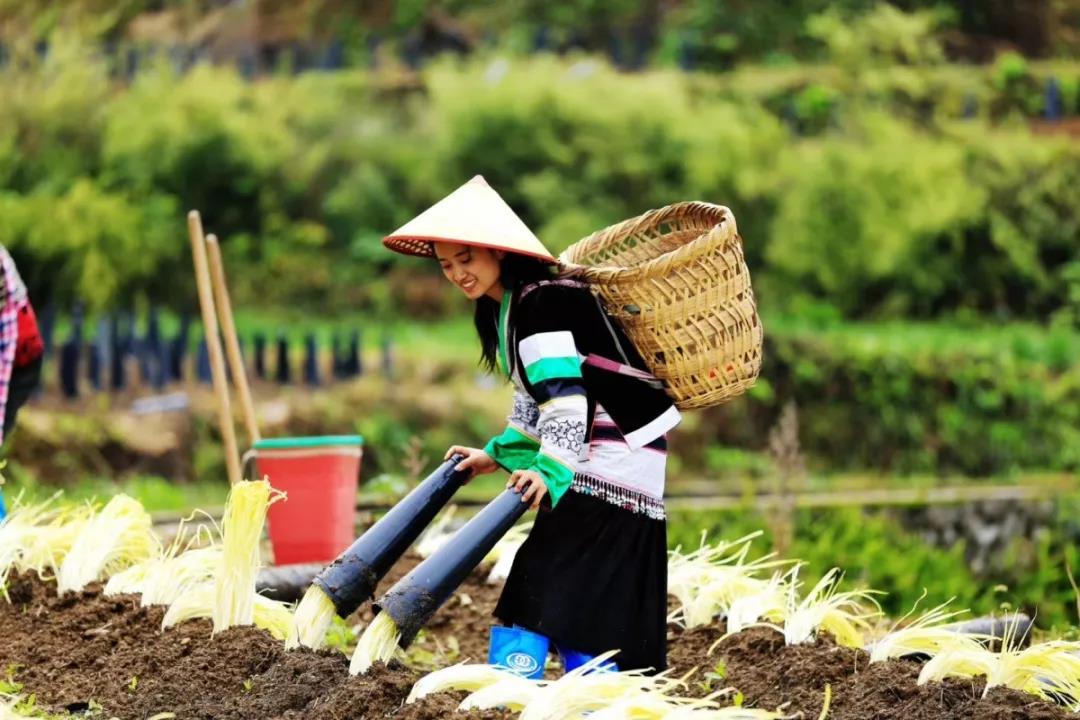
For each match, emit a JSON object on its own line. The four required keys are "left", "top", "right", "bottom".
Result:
{"left": 434, "top": 242, "right": 504, "bottom": 301}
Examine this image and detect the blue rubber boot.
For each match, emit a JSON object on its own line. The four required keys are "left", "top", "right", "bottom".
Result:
{"left": 557, "top": 644, "right": 619, "bottom": 674}
{"left": 488, "top": 625, "right": 549, "bottom": 680}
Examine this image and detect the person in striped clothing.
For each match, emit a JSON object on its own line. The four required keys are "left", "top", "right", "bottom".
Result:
{"left": 0, "top": 245, "right": 45, "bottom": 520}
{"left": 383, "top": 177, "right": 680, "bottom": 674}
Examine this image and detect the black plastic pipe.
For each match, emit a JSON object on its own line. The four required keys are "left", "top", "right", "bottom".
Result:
{"left": 947, "top": 613, "right": 1032, "bottom": 650}
{"left": 256, "top": 563, "right": 323, "bottom": 602}
{"left": 312, "top": 455, "right": 469, "bottom": 618}
{"left": 864, "top": 613, "right": 1034, "bottom": 662}
{"left": 375, "top": 488, "right": 530, "bottom": 648}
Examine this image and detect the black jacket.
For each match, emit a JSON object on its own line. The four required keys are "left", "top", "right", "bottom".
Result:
{"left": 508, "top": 279, "right": 681, "bottom": 449}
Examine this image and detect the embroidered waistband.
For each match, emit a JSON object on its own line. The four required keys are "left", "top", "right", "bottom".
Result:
{"left": 569, "top": 473, "right": 666, "bottom": 520}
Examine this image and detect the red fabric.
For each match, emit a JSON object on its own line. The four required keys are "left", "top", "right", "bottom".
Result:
{"left": 14, "top": 302, "right": 43, "bottom": 368}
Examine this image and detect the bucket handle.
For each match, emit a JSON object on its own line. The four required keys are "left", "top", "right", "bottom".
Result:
{"left": 239, "top": 447, "right": 366, "bottom": 485}
{"left": 241, "top": 448, "right": 257, "bottom": 481}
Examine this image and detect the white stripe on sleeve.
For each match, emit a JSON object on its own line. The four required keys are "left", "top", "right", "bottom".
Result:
{"left": 518, "top": 330, "right": 578, "bottom": 367}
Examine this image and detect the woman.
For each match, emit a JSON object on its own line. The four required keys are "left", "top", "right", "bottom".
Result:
{"left": 383, "top": 176, "right": 681, "bottom": 673}
{"left": 0, "top": 245, "right": 45, "bottom": 519}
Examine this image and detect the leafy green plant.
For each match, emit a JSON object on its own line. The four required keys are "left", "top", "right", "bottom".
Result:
{"left": 323, "top": 615, "right": 358, "bottom": 655}
{"left": 698, "top": 659, "right": 729, "bottom": 694}
{"left": 0, "top": 664, "right": 23, "bottom": 695}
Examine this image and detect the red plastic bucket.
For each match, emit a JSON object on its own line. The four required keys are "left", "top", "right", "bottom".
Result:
{"left": 247, "top": 435, "right": 364, "bottom": 565}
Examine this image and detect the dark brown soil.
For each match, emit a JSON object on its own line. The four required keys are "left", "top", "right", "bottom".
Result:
{"left": 354, "top": 554, "right": 502, "bottom": 666}
{"left": 1, "top": 561, "right": 1073, "bottom": 720}
{"left": 667, "top": 623, "right": 1073, "bottom": 720}
{"left": 0, "top": 566, "right": 509, "bottom": 720}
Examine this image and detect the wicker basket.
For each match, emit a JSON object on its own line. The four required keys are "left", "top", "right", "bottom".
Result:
{"left": 558, "top": 202, "right": 762, "bottom": 410}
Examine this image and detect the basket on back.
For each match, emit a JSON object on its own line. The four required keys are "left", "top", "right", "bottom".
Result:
{"left": 559, "top": 202, "right": 762, "bottom": 410}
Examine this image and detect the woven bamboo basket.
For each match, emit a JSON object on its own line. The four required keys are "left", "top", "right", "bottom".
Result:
{"left": 559, "top": 202, "right": 762, "bottom": 410}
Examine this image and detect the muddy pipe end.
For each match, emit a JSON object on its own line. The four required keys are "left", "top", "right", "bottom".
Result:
{"left": 372, "top": 489, "right": 530, "bottom": 648}
{"left": 308, "top": 455, "right": 470, "bottom": 618}
{"left": 313, "top": 557, "right": 380, "bottom": 619}
{"left": 373, "top": 585, "right": 437, "bottom": 649}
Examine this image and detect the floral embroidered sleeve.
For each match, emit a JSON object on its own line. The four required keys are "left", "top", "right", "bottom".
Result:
{"left": 517, "top": 330, "right": 588, "bottom": 507}
{"left": 483, "top": 389, "right": 541, "bottom": 473}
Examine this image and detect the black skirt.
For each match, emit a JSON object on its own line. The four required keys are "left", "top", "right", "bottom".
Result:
{"left": 493, "top": 488, "right": 668, "bottom": 673}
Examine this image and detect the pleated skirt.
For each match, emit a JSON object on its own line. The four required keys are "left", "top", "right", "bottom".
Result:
{"left": 493, "top": 487, "right": 668, "bottom": 673}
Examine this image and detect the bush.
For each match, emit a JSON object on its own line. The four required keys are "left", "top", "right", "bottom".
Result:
{"left": 964, "top": 129, "right": 1080, "bottom": 317}
{"left": 764, "top": 115, "right": 1080, "bottom": 319}
{"left": 992, "top": 52, "right": 1043, "bottom": 117}
{"left": 0, "top": 35, "right": 110, "bottom": 194}
{"left": 420, "top": 56, "right": 786, "bottom": 257}
{"left": 101, "top": 64, "right": 291, "bottom": 235}
{"left": 806, "top": 4, "right": 947, "bottom": 71}
{"left": 764, "top": 114, "right": 984, "bottom": 317}
{"left": 1, "top": 181, "right": 178, "bottom": 310}
{"left": 3, "top": 48, "right": 1078, "bottom": 323}
{"left": 707, "top": 319, "right": 1080, "bottom": 475}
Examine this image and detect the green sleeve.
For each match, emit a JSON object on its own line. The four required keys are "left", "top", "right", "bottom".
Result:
{"left": 483, "top": 424, "right": 540, "bottom": 473}
{"left": 526, "top": 451, "right": 575, "bottom": 507}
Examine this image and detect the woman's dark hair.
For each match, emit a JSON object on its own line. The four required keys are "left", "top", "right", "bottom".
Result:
{"left": 474, "top": 253, "right": 554, "bottom": 373}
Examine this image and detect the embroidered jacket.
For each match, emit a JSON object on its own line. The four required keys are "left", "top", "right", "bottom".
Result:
{"left": 483, "top": 280, "right": 680, "bottom": 506}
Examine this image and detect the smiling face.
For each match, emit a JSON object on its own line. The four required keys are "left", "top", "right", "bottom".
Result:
{"left": 434, "top": 242, "right": 505, "bottom": 301}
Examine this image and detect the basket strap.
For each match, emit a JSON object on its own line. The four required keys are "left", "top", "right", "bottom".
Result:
{"left": 521, "top": 278, "right": 664, "bottom": 390}
{"left": 519, "top": 278, "right": 591, "bottom": 299}
{"left": 583, "top": 354, "right": 664, "bottom": 390}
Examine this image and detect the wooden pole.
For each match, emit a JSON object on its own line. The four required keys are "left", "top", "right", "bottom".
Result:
{"left": 187, "top": 211, "right": 242, "bottom": 486}
{"left": 206, "top": 234, "right": 261, "bottom": 445}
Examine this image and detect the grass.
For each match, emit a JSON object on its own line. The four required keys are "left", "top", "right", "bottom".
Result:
{"left": 2, "top": 464, "right": 511, "bottom": 517}
{"left": 1, "top": 473, "right": 228, "bottom": 515}
{"left": 5, "top": 467, "right": 1062, "bottom": 520}
{"left": 229, "top": 309, "right": 478, "bottom": 362}
{"left": 763, "top": 315, "right": 1080, "bottom": 370}
{"left": 47, "top": 308, "right": 478, "bottom": 363}
{"left": 48, "top": 305, "right": 1080, "bottom": 369}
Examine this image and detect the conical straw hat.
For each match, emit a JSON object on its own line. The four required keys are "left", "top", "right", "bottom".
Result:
{"left": 383, "top": 175, "right": 556, "bottom": 263}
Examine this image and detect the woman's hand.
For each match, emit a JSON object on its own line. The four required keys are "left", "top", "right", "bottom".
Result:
{"left": 508, "top": 470, "right": 549, "bottom": 510}
{"left": 445, "top": 445, "right": 498, "bottom": 482}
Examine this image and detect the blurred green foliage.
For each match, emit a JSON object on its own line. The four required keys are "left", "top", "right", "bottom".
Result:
{"left": 1, "top": 3, "right": 1075, "bottom": 637}
{"left": 3, "top": 467, "right": 227, "bottom": 513}
{"left": 1, "top": 11, "right": 1077, "bottom": 479}
{"left": 6, "top": 1, "right": 1079, "bottom": 66}
{"left": 1, "top": 37, "right": 1077, "bottom": 322}
{"left": 765, "top": 119, "right": 1080, "bottom": 318}
{"left": 707, "top": 320, "right": 1080, "bottom": 475}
